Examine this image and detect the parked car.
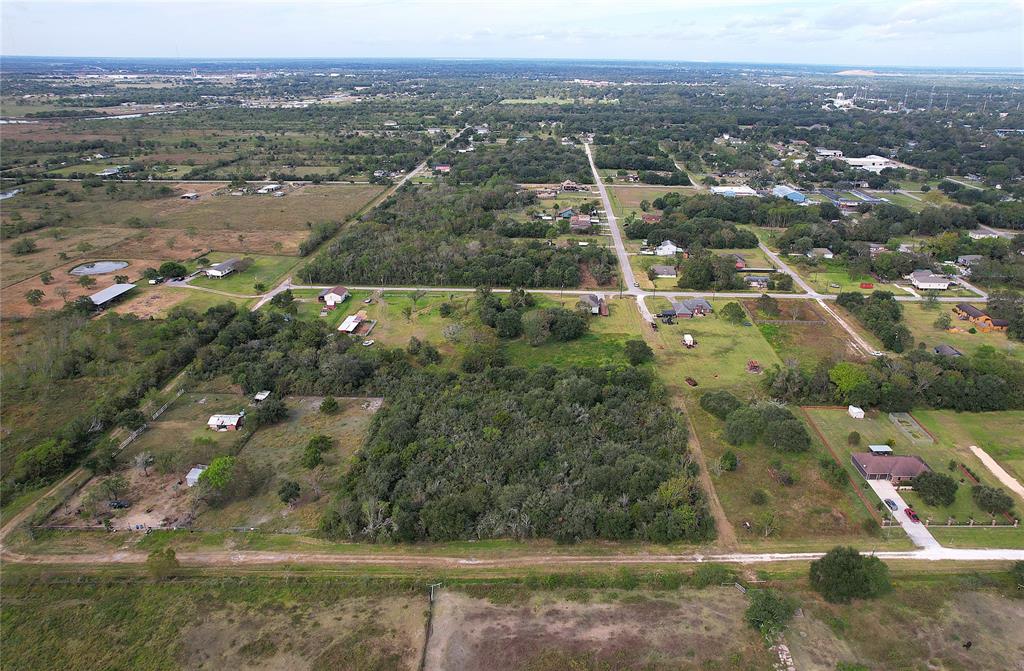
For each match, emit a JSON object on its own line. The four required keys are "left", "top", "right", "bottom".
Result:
{"left": 884, "top": 498, "right": 898, "bottom": 512}
{"left": 904, "top": 507, "right": 920, "bottom": 523}
{"left": 148, "top": 277, "right": 164, "bottom": 285}
{"left": 361, "top": 339, "right": 375, "bottom": 347}
{"left": 109, "top": 500, "right": 131, "bottom": 509}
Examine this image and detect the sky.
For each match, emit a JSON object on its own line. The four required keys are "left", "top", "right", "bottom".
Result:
{"left": 2, "top": 0, "right": 1022, "bottom": 68}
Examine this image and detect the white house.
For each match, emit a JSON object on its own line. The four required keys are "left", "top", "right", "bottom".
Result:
{"left": 318, "top": 286, "right": 350, "bottom": 308}
{"left": 815, "top": 148, "right": 844, "bottom": 158}
{"left": 806, "top": 247, "right": 834, "bottom": 260}
{"left": 907, "top": 270, "right": 951, "bottom": 290}
{"left": 207, "top": 414, "right": 243, "bottom": 431}
{"left": 841, "top": 155, "right": 896, "bottom": 173}
{"left": 655, "top": 240, "right": 684, "bottom": 257}
{"left": 185, "top": 465, "right": 208, "bottom": 487}
{"left": 206, "top": 258, "right": 241, "bottom": 278}
{"left": 848, "top": 405, "right": 865, "bottom": 420}
{"left": 256, "top": 183, "right": 282, "bottom": 194}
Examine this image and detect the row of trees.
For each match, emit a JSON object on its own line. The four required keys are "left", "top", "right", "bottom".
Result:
{"left": 836, "top": 291, "right": 914, "bottom": 353}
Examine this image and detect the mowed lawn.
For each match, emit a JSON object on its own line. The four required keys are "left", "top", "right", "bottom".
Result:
{"left": 900, "top": 302, "right": 1024, "bottom": 360}
{"left": 608, "top": 185, "right": 698, "bottom": 217}
{"left": 914, "top": 410, "right": 1024, "bottom": 484}
{"left": 646, "top": 297, "right": 782, "bottom": 395}
{"left": 190, "top": 253, "right": 297, "bottom": 294}
{"left": 803, "top": 408, "right": 1024, "bottom": 534}
{"left": 790, "top": 260, "right": 903, "bottom": 295}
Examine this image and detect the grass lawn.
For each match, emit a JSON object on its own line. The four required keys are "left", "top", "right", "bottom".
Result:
{"left": 791, "top": 260, "right": 902, "bottom": 295}
{"left": 710, "top": 247, "right": 774, "bottom": 270}
{"left": 928, "top": 526, "right": 1024, "bottom": 549}
{"left": 802, "top": 408, "right": 1024, "bottom": 534}
{"left": 749, "top": 299, "right": 869, "bottom": 364}
{"left": 190, "top": 253, "right": 296, "bottom": 294}
{"left": 629, "top": 255, "right": 680, "bottom": 291}
{"left": 505, "top": 295, "right": 636, "bottom": 368}
{"left": 645, "top": 298, "right": 782, "bottom": 395}
{"left": 900, "top": 302, "right": 1024, "bottom": 360}
{"left": 914, "top": 410, "right": 1024, "bottom": 484}
{"left": 196, "top": 396, "right": 378, "bottom": 532}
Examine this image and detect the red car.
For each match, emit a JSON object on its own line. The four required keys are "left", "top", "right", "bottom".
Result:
{"left": 904, "top": 507, "right": 920, "bottom": 523}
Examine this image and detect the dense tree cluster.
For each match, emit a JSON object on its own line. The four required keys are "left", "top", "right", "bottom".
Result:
{"left": 439, "top": 138, "right": 593, "bottom": 184}
{"left": 595, "top": 138, "right": 675, "bottom": 172}
{"left": 300, "top": 183, "right": 617, "bottom": 288}
{"left": 675, "top": 249, "right": 745, "bottom": 291}
{"left": 836, "top": 291, "right": 913, "bottom": 353}
{"left": 764, "top": 347, "right": 1024, "bottom": 412}
{"left": 809, "top": 546, "right": 892, "bottom": 604}
{"left": 909, "top": 471, "right": 958, "bottom": 507}
{"left": 323, "top": 365, "right": 714, "bottom": 544}
{"left": 701, "top": 391, "right": 811, "bottom": 453}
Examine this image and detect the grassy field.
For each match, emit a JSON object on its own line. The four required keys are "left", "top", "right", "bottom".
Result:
{"left": 607, "top": 185, "right": 697, "bottom": 217}
{"left": 748, "top": 299, "right": 868, "bottom": 364}
{"left": 505, "top": 295, "right": 636, "bottom": 368}
{"left": 112, "top": 285, "right": 252, "bottom": 319}
{"left": 914, "top": 410, "right": 1024, "bottom": 483}
{"left": 791, "top": 260, "right": 903, "bottom": 295}
{"left": 900, "top": 302, "right": 1024, "bottom": 360}
{"left": 645, "top": 297, "right": 782, "bottom": 394}
{"left": 196, "top": 396, "right": 378, "bottom": 532}
{"left": 803, "top": 407, "right": 1024, "bottom": 532}
{"left": 1, "top": 576, "right": 426, "bottom": 671}
{"left": 189, "top": 253, "right": 297, "bottom": 294}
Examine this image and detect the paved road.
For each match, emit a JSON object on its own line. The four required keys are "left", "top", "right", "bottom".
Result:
{"left": 865, "top": 480, "right": 940, "bottom": 549}
{"left": 584, "top": 142, "right": 653, "bottom": 322}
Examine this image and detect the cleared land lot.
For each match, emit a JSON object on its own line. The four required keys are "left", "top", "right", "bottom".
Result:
{"left": 1, "top": 257, "right": 158, "bottom": 316}
{"left": 745, "top": 298, "right": 867, "bottom": 363}
{"left": 803, "top": 407, "right": 1024, "bottom": 535}
{"left": 607, "top": 185, "right": 697, "bottom": 217}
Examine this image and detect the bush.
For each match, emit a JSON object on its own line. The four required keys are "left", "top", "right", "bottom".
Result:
{"left": 699, "top": 390, "right": 741, "bottom": 420}
{"left": 11, "top": 238, "right": 37, "bottom": 255}
{"left": 809, "top": 546, "right": 891, "bottom": 604}
{"left": 720, "top": 301, "right": 746, "bottom": 324}
{"left": 690, "top": 563, "right": 735, "bottom": 587}
{"left": 319, "top": 396, "right": 339, "bottom": 414}
{"left": 278, "top": 480, "right": 301, "bottom": 503}
{"left": 819, "top": 458, "right": 848, "bottom": 489}
{"left": 909, "top": 471, "right": 958, "bottom": 507}
{"left": 251, "top": 397, "right": 288, "bottom": 426}
{"left": 750, "top": 489, "right": 768, "bottom": 505}
{"left": 624, "top": 339, "right": 654, "bottom": 365}
{"left": 745, "top": 589, "right": 797, "bottom": 637}
{"left": 301, "top": 434, "right": 333, "bottom": 469}
{"left": 721, "top": 450, "right": 738, "bottom": 472}
{"left": 972, "top": 485, "right": 1014, "bottom": 515}
{"left": 847, "top": 431, "right": 861, "bottom": 446}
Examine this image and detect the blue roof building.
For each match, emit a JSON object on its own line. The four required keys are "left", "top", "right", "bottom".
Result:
{"left": 772, "top": 185, "right": 806, "bottom": 203}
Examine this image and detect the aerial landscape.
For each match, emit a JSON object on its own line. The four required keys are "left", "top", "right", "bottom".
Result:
{"left": 2, "top": 1, "right": 1024, "bottom": 669}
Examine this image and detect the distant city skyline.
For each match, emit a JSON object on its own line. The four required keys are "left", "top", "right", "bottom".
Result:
{"left": 2, "top": 0, "right": 1022, "bottom": 69}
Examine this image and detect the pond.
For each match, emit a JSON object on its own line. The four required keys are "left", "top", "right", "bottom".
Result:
{"left": 69, "top": 260, "right": 129, "bottom": 276}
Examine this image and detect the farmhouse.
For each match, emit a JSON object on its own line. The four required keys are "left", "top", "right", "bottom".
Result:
{"left": 579, "top": 294, "right": 608, "bottom": 316}
{"left": 851, "top": 453, "right": 931, "bottom": 484}
{"left": 318, "top": 285, "right": 350, "bottom": 308}
{"left": 655, "top": 240, "right": 685, "bottom": 256}
{"left": 710, "top": 184, "right": 757, "bottom": 197}
{"left": 745, "top": 275, "right": 769, "bottom": 289}
{"left": 570, "top": 214, "right": 593, "bottom": 232}
{"left": 560, "top": 180, "right": 584, "bottom": 192}
{"left": 669, "top": 298, "right": 713, "bottom": 318}
{"left": 650, "top": 264, "right": 677, "bottom": 278}
{"left": 771, "top": 185, "right": 806, "bottom": 203}
{"left": 185, "top": 465, "right": 207, "bottom": 487}
{"left": 206, "top": 258, "right": 241, "bottom": 278}
{"left": 88, "top": 283, "right": 136, "bottom": 308}
{"left": 640, "top": 213, "right": 662, "bottom": 224}
{"left": 955, "top": 255, "right": 984, "bottom": 275}
{"left": 433, "top": 164, "right": 451, "bottom": 174}
{"left": 907, "top": 270, "right": 950, "bottom": 290}
{"left": 953, "top": 303, "right": 1009, "bottom": 332}
{"left": 806, "top": 247, "right": 834, "bottom": 260}
{"left": 207, "top": 414, "right": 243, "bottom": 431}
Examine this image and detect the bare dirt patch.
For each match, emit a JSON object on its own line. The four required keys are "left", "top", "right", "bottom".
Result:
{"left": 48, "top": 468, "right": 194, "bottom": 530}
{"left": 110, "top": 286, "right": 196, "bottom": 318}
{"left": 1, "top": 257, "right": 162, "bottom": 316}
{"left": 426, "top": 588, "right": 770, "bottom": 670}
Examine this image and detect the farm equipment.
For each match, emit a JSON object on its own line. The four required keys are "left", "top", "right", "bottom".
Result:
{"left": 746, "top": 359, "right": 762, "bottom": 374}
{"left": 683, "top": 334, "right": 696, "bottom": 348}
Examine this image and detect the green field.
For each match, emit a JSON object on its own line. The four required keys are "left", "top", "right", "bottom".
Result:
{"left": 914, "top": 410, "right": 1024, "bottom": 483}
{"left": 190, "top": 253, "right": 296, "bottom": 294}
{"left": 505, "top": 295, "right": 636, "bottom": 368}
{"left": 803, "top": 408, "right": 1024, "bottom": 533}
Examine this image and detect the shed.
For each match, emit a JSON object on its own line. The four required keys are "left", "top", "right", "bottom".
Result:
{"left": 933, "top": 344, "right": 963, "bottom": 357}
{"left": 868, "top": 444, "right": 893, "bottom": 455}
{"left": 89, "top": 283, "right": 136, "bottom": 307}
{"left": 253, "top": 390, "right": 271, "bottom": 403}
{"left": 185, "top": 465, "right": 208, "bottom": 488}
{"left": 847, "top": 405, "right": 865, "bottom": 419}
{"left": 207, "top": 414, "right": 243, "bottom": 431}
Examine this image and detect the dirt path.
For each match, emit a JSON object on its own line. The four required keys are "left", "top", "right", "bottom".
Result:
{"left": 676, "top": 395, "right": 738, "bottom": 550}
{"left": 969, "top": 445, "right": 1024, "bottom": 499}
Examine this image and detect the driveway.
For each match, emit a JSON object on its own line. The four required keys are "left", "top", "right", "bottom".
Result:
{"left": 865, "top": 479, "right": 941, "bottom": 549}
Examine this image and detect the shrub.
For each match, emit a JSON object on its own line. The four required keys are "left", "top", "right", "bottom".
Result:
{"left": 721, "top": 450, "right": 738, "bottom": 472}
{"left": 819, "top": 458, "right": 847, "bottom": 489}
{"left": 847, "top": 431, "right": 861, "bottom": 446}
{"left": 699, "top": 390, "right": 741, "bottom": 420}
{"left": 745, "top": 589, "right": 797, "bottom": 637}
{"left": 750, "top": 489, "right": 768, "bottom": 505}
{"left": 278, "top": 480, "right": 301, "bottom": 503}
{"left": 809, "top": 546, "right": 891, "bottom": 603}
{"left": 251, "top": 396, "right": 288, "bottom": 426}
{"left": 319, "top": 396, "right": 339, "bottom": 414}
{"left": 972, "top": 485, "right": 1014, "bottom": 515}
{"left": 624, "top": 339, "right": 654, "bottom": 365}
{"left": 909, "top": 471, "right": 958, "bottom": 507}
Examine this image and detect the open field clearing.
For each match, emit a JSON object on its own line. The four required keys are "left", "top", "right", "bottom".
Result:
{"left": 745, "top": 299, "right": 867, "bottom": 363}
{"left": 427, "top": 587, "right": 770, "bottom": 670}
{"left": 914, "top": 410, "right": 1024, "bottom": 484}
{"left": 790, "top": 260, "right": 904, "bottom": 295}
{"left": 111, "top": 286, "right": 250, "bottom": 319}
{"left": 506, "top": 295, "right": 636, "bottom": 368}
{"left": 803, "top": 407, "right": 1024, "bottom": 537}
{"left": 1, "top": 257, "right": 159, "bottom": 315}
{"left": 607, "top": 185, "right": 698, "bottom": 216}
{"left": 646, "top": 297, "right": 782, "bottom": 394}
{"left": 691, "top": 405, "right": 886, "bottom": 549}
{"left": 900, "top": 302, "right": 1024, "bottom": 360}
{"left": 0, "top": 228, "right": 140, "bottom": 287}
{"left": 0, "top": 578, "right": 426, "bottom": 671}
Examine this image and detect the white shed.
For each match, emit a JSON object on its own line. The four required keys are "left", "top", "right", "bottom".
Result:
{"left": 848, "top": 405, "right": 865, "bottom": 419}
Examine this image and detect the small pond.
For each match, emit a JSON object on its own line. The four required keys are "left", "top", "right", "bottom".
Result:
{"left": 69, "top": 260, "right": 129, "bottom": 276}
